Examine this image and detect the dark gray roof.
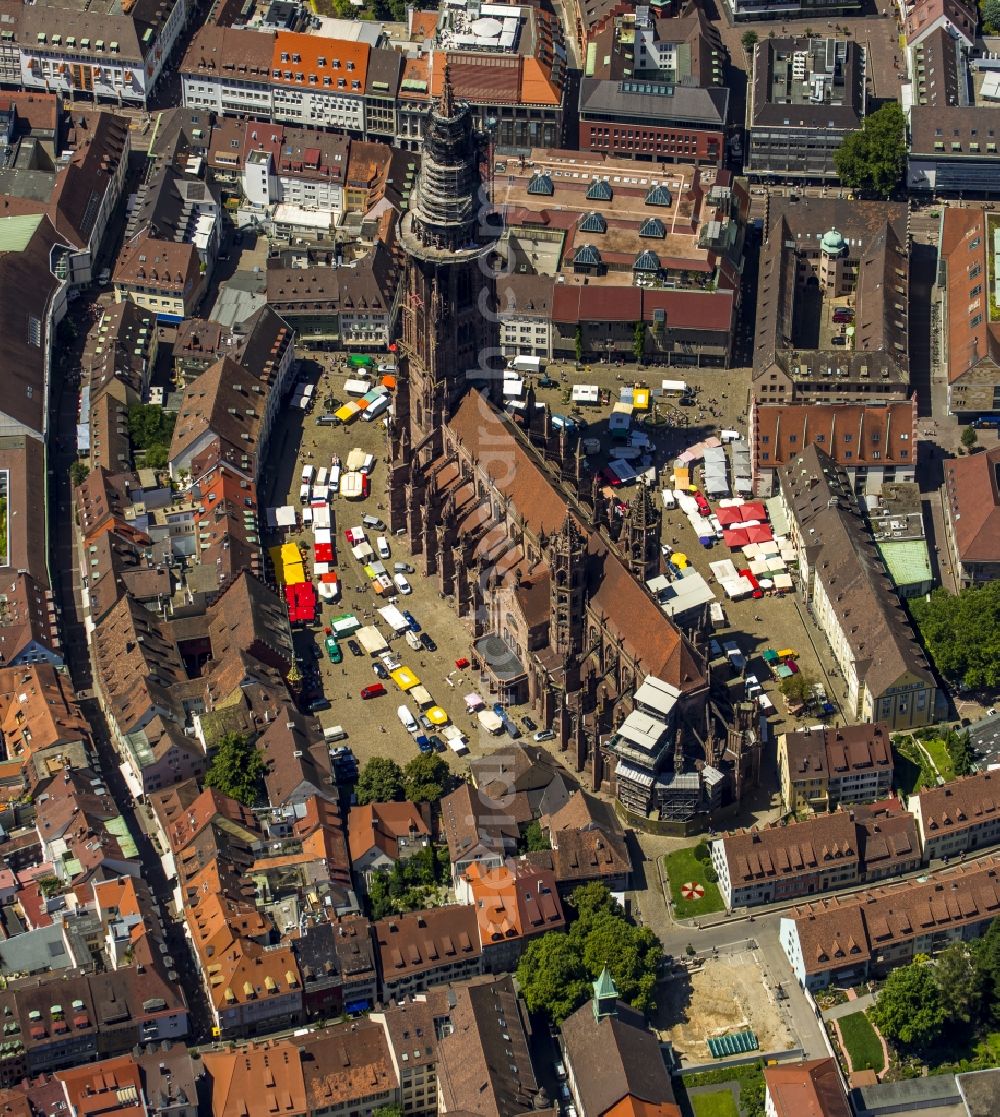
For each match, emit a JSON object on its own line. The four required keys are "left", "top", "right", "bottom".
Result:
{"left": 958, "top": 1068, "right": 1000, "bottom": 1117}
{"left": 579, "top": 76, "right": 728, "bottom": 127}
{"left": 365, "top": 46, "right": 403, "bottom": 96}
{"left": 750, "top": 38, "right": 864, "bottom": 130}
{"left": 561, "top": 1002, "right": 674, "bottom": 1116}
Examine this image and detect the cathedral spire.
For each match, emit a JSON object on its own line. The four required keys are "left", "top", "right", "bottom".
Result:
{"left": 438, "top": 63, "right": 455, "bottom": 118}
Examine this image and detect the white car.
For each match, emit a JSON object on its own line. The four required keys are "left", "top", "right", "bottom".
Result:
{"left": 394, "top": 573, "right": 412, "bottom": 595}
{"left": 377, "top": 536, "right": 390, "bottom": 559}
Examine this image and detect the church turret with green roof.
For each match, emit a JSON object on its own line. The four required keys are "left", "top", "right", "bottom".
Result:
{"left": 592, "top": 965, "right": 619, "bottom": 1020}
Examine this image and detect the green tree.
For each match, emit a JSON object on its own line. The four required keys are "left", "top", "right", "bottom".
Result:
{"left": 569, "top": 881, "right": 621, "bottom": 927}
{"left": 403, "top": 752, "right": 449, "bottom": 803}
{"left": 870, "top": 962, "right": 946, "bottom": 1047}
{"left": 910, "top": 582, "right": 1000, "bottom": 690}
{"left": 632, "top": 321, "right": 646, "bottom": 364}
{"left": 574, "top": 325, "right": 584, "bottom": 363}
{"left": 693, "top": 840, "right": 710, "bottom": 862}
{"left": 984, "top": 0, "right": 1000, "bottom": 33}
{"left": 933, "top": 942, "right": 982, "bottom": 1025}
{"left": 946, "top": 729, "right": 974, "bottom": 777}
{"left": 355, "top": 757, "right": 405, "bottom": 805}
{"left": 780, "top": 668, "right": 818, "bottom": 707}
{"left": 833, "top": 102, "right": 907, "bottom": 198}
{"left": 580, "top": 911, "right": 661, "bottom": 1014}
{"left": 375, "top": 1106, "right": 404, "bottom": 1117}
{"left": 127, "top": 404, "right": 176, "bottom": 450}
{"left": 741, "top": 30, "right": 759, "bottom": 53}
{"left": 961, "top": 425, "right": 978, "bottom": 450}
{"left": 205, "top": 732, "right": 267, "bottom": 806}
{"left": 69, "top": 460, "right": 90, "bottom": 487}
{"left": 518, "top": 884, "right": 662, "bottom": 1023}
{"left": 144, "top": 444, "right": 169, "bottom": 470}
{"left": 973, "top": 917, "right": 1000, "bottom": 1024}
{"left": 516, "top": 932, "right": 591, "bottom": 1024}
{"left": 523, "top": 820, "right": 551, "bottom": 852}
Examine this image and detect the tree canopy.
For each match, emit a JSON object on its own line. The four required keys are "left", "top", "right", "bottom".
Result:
{"left": 984, "top": 0, "right": 1000, "bottom": 34}
{"left": 355, "top": 757, "right": 405, "bottom": 805}
{"left": 870, "top": 961, "right": 946, "bottom": 1047}
{"left": 516, "top": 883, "right": 662, "bottom": 1023}
{"left": 780, "top": 668, "right": 817, "bottom": 707}
{"left": 205, "top": 732, "right": 267, "bottom": 806}
{"left": 833, "top": 103, "right": 907, "bottom": 198}
{"left": 403, "top": 752, "right": 449, "bottom": 803}
{"left": 128, "top": 404, "right": 176, "bottom": 451}
{"left": 933, "top": 942, "right": 982, "bottom": 1025}
{"left": 910, "top": 583, "right": 1000, "bottom": 690}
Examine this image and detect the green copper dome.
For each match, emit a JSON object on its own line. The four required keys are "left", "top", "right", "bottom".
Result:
{"left": 821, "top": 226, "right": 845, "bottom": 255}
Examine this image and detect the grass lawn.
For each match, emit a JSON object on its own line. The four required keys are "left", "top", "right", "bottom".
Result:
{"left": 664, "top": 846, "right": 725, "bottom": 918}
{"left": 690, "top": 1092, "right": 739, "bottom": 1117}
{"left": 892, "top": 739, "right": 934, "bottom": 796}
{"left": 838, "top": 1011, "right": 885, "bottom": 1074}
{"left": 921, "top": 737, "right": 956, "bottom": 781}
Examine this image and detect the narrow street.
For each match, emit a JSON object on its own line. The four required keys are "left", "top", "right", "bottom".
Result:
{"left": 47, "top": 305, "right": 214, "bottom": 1043}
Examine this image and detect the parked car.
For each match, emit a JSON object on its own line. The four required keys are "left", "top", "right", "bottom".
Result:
{"left": 831, "top": 335, "right": 847, "bottom": 345}
{"left": 347, "top": 638, "right": 363, "bottom": 657}
{"left": 419, "top": 632, "right": 437, "bottom": 652}
{"left": 522, "top": 715, "right": 537, "bottom": 731}
{"left": 419, "top": 714, "right": 433, "bottom": 731}
{"left": 533, "top": 729, "right": 555, "bottom": 741}
{"left": 428, "top": 734, "right": 446, "bottom": 753}
{"left": 360, "top": 683, "right": 387, "bottom": 700}
{"left": 394, "top": 573, "right": 412, "bottom": 595}
{"left": 373, "top": 661, "right": 389, "bottom": 679}
{"left": 306, "top": 697, "right": 331, "bottom": 713}
{"left": 377, "top": 536, "right": 390, "bottom": 559}
{"left": 402, "top": 610, "right": 421, "bottom": 632}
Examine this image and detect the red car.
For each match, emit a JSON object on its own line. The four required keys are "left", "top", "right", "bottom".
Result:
{"left": 694, "top": 492, "right": 711, "bottom": 517}
{"left": 360, "top": 683, "right": 387, "bottom": 700}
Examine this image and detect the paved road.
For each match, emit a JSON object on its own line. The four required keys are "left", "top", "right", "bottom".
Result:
{"left": 48, "top": 302, "right": 214, "bottom": 1043}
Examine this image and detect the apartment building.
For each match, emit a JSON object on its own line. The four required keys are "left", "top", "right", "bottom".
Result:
{"left": 780, "top": 859, "right": 1000, "bottom": 990}
{"left": 712, "top": 805, "right": 921, "bottom": 909}
{"left": 712, "top": 813, "right": 861, "bottom": 910}
{"left": 909, "top": 771, "right": 1000, "bottom": 861}
{"left": 0, "top": 0, "right": 186, "bottom": 106}
{"left": 939, "top": 207, "right": 1000, "bottom": 417}
{"left": 373, "top": 907, "right": 483, "bottom": 1000}
{"left": 746, "top": 39, "right": 865, "bottom": 182}
{"left": 113, "top": 235, "right": 205, "bottom": 323}
{"left": 751, "top": 400, "right": 917, "bottom": 498}
{"left": 779, "top": 723, "right": 894, "bottom": 813}
{"left": 764, "top": 1060, "right": 850, "bottom": 1117}
{"left": 778, "top": 446, "right": 938, "bottom": 730}
{"left": 944, "top": 445, "right": 1000, "bottom": 586}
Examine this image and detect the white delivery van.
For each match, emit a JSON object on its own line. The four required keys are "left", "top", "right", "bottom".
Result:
{"left": 299, "top": 484, "right": 311, "bottom": 504}
{"left": 323, "top": 725, "right": 348, "bottom": 742}
{"left": 507, "top": 355, "right": 542, "bottom": 374}
{"left": 300, "top": 465, "right": 315, "bottom": 485}
{"left": 316, "top": 466, "right": 329, "bottom": 487}
{"left": 329, "top": 464, "right": 341, "bottom": 493}
{"left": 397, "top": 705, "right": 417, "bottom": 733}
{"left": 405, "top": 629, "right": 422, "bottom": 652}
{"left": 364, "top": 395, "right": 390, "bottom": 422}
